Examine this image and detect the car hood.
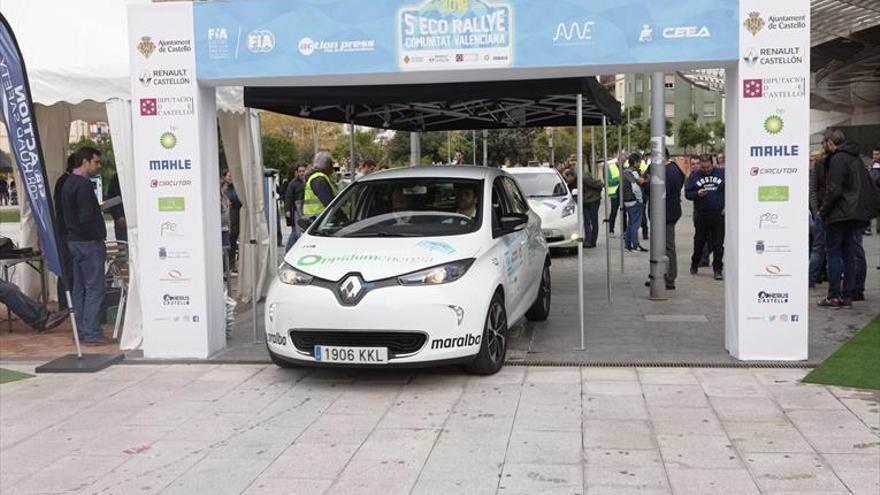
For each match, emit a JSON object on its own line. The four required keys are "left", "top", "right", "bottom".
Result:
{"left": 285, "top": 235, "right": 483, "bottom": 281}
{"left": 527, "top": 196, "right": 571, "bottom": 220}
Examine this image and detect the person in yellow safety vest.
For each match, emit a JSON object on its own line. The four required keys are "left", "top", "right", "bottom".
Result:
{"left": 302, "top": 151, "right": 338, "bottom": 220}
{"left": 606, "top": 158, "right": 621, "bottom": 235}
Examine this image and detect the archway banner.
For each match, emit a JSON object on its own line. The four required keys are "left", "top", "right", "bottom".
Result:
{"left": 193, "top": 0, "right": 738, "bottom": 82}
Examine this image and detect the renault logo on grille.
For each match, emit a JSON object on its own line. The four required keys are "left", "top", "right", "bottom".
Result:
{"left": 339, "top": 275, "right": 364, "bottom": 304}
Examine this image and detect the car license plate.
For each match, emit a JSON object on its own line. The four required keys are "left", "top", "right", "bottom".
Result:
{"left": 314, "top": 346, "right": 388, "bottom": 364}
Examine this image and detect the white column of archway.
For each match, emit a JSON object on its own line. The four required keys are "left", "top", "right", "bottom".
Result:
{"left": 128, "top": 2, "right": 225, "bottom": 358}
{"left": 727, "top": 1, "right": 810, "bottom": 360}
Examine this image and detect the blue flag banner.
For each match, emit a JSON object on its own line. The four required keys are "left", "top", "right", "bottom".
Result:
{"left": 0, "top": 15, "right": 62, "bottom": 277}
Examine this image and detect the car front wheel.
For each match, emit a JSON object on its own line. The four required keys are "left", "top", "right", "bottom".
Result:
{"left": 525, "top": 260, "right": 551, "bottom": 321}
{"left": 465, "top": 290, "right": 507, "bottom": 375}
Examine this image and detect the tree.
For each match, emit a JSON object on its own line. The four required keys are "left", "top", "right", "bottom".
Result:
{"left": 533, "top": 127, "right": 583, "bottom": 165}
{"left": 333, "top": 128, "right": 389, "bottom": 170}
{"left": 485, "top": 128, "right": 537, "bottom": 166}
{"left": 605, "top": 106, "right": 672, "bottom": 156}
{"left": 261, "top": 134, "right": 298, "bottom": 176}
{"left": 677, "top": 113, "right": 703, "bottom": 155}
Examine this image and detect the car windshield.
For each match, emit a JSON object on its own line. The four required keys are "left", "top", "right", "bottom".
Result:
{"left": 512, "top": 172, "right": 568, "bottom": 198}
{"left": 310, "top": 177, "right": 483, "bottom": 238}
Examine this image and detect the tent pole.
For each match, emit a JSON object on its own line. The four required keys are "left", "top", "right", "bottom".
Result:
{"left": 597, "top": 127, "right": 611, "bottom": 303}
{"left": 349, "top": 123, "right": 356, "bottom": 179}
{"left": 65, "top": 290, "right": 82, "bottom": 358}
{"left": 549, "top": 128, "right": 555, "bottom": 167}
{"left": 649, "top": 72, "right": 667, "bottom": 300}
{"left": 482, "top": 129, "right": 488, "bottom": 166}
{"left": 576, "top": 94, "right": 585, "bottom": 351}
{"left": 618, "top": 120, "right": 625, "bottom": 273}
{"left": 410, "top": 132, "right": 420, "bottom": 167}
{"left": 447, "top": 131, "right": 451, "bottom": 163}
{"left": 472, "top": 130, "right": 477, "bottom": 165}
{"left": 250, "top": 113, "right": 260, "bottom": 344}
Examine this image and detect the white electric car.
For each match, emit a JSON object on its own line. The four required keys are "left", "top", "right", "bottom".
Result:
{"left": 505, "top": 167, "right": 579, "bottom": 249}
{"left": 264, "top": 166, "right": 551, "bottom": 374}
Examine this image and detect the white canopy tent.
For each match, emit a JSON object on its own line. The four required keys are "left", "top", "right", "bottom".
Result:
{"left": 0, "top": 0, "right": 269, "bottom": 350}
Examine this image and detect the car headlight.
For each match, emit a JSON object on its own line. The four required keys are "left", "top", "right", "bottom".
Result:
{"left": 562, "top": 200, "right": 576, "bottom": 218}
{"left": 398, "top": 259, "right": 475, "bottom": 286}
{"left": 278, "top": 262, "right": 314, "bottom": 285}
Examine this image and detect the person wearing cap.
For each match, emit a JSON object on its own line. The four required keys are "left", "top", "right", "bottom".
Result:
{"left": 302, "top": 151, "right": 338, "bottom": 219}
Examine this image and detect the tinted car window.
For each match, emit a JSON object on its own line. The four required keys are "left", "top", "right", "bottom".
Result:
{"left": 311, "top": 178, "right": 484, "bottom": 238}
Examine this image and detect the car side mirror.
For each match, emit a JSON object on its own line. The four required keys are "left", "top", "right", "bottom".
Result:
{"left": 298, "top": 216, "right": 317, "bottom": 230}
{"left": 499, "top": 213, "right": 528, "bottom": 233}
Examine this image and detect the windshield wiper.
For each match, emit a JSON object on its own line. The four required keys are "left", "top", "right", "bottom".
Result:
{"left": 345, "top": 231, "right": 415, "bottom": 238}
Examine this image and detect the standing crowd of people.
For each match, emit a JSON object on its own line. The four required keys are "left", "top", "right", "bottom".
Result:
{"left": 810, "top": 131, "right": 880, "bottom": 308}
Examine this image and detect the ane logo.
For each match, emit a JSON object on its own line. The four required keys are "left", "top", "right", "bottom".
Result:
{"left": 553, "top": 21, "right": 595, "bottom": 43}
{"left": 431, "top": 334, "right": 482, "bottom": 350}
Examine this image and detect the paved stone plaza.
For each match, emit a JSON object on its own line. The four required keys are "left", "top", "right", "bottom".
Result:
{"left": 1, "top": 363, "right": 877, "bottom": 495}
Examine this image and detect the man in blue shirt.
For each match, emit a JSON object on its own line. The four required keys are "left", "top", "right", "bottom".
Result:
{"left": 685, "top": 154, "right": 725, "bottom": 281}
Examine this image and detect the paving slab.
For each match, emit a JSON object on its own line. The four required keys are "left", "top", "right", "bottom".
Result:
{"left": 1, "top": 364, "right": 877, "bottom": 495}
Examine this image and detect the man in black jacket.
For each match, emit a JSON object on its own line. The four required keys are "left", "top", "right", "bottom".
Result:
{"left": 284, "top": 163, "right": 307, "bottom": 252}
{"left": 818, "top": 129, "right": 874, "bottom": 308}
{"left": 564, "top": 167, "right": 604, "bottom": 248}
{"left": 60, "top": 147, "right": 109, "bottom": 344}
{"left": 663, "top": 156, "right": 686, "bottom": 289}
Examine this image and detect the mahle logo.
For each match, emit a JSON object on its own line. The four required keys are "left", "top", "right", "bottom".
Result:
{"left": 758, "top": 186, "right": 789, "bottom": 202}
{"left": 158, "top": 197, "right": 186, "bottom": 212}
{"left": 160, "top": 131, "right": 177, "bottom": 149}
{"left": 764, "top": 115, "right": 784, "bottom": 135}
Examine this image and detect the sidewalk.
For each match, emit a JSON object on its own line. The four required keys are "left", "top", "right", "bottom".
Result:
{"left": 1, "top": 363, "right": 877, "bottom": 494}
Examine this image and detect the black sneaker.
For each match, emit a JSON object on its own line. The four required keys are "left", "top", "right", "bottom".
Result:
{"left": 714, "top": 272, "right": 724, "bottom": 281}
{"left": 637, "top": 245, "right": 648, "bottom": 252}
{"left": 840, "top": 298, "right": 853, "bottom": 309}
{"left": 851, "top": 293, "right": 865, "bottom": 302}
{"left": 666, "top": 284, "right": 676, "bottom": 290}
{"left": 690, "top": 265, "right": 698, "bottom": 275}
{"left": 82, "top": 335, "right": 113, "bottom": 346}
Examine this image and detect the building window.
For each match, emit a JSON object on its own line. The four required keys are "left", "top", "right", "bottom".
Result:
{"left": 703, "top": 102, "right": 716, "bottom": 118}
{"left": 635, "top": 79, "right": 643, "bottom": 93}
{"left": 627, "top": 82, "right": 633, "bottom": 93}
{"left": 665, "top": 103, "right": 675, "bottom": 118}
{"left": 664, "top": 74, "right": 675, "bottom": 89}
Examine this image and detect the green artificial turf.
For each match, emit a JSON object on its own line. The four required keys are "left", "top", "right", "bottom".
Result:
{"left": 0, "top": 367, "right": 33, "bottom": 384}
{"left": 803, "top": 315, "right": 880, "bottom": 390}
{"left": 0, "top": 210, "right": 20, "bottom": 223}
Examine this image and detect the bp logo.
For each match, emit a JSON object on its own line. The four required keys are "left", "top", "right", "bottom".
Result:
{"left": 764, "top": 115, "right": 784, "bottom": 135}
{"left": 743, "top": 12, "right": 764, "bottom": 36}
{"left": 160, "top": 131, "right": 177, "bottom": 149}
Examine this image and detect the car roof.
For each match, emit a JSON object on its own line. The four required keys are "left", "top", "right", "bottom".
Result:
{"left": 504, "top": 166, "right": 558, "bottom": 175}
{"left": 358, "top": 165, "right": 507, "bottom": 182}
